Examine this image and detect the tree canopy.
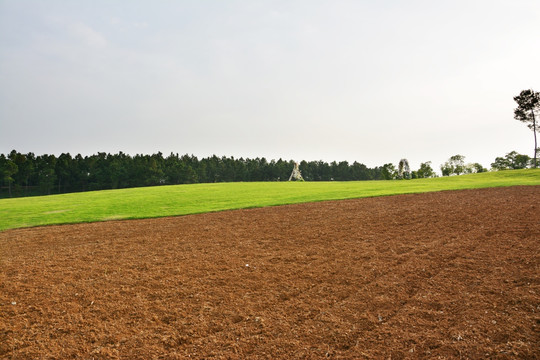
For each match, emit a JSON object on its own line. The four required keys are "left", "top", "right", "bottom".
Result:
{"left": 491, "top": 151, "right": 531, "bottom": 170}
{"left": 440, "top": 155, "right": 486, "bottom": 176}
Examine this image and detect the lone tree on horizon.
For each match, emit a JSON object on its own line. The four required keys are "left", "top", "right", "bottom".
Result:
{"left": 514, "top": 89, "right": 540, "bottom": 167}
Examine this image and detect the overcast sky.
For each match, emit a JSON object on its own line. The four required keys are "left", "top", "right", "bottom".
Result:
{"left": 1, "top": 1, "right": 539, "bottom": 171}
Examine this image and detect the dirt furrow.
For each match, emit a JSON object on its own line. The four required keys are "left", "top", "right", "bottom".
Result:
{"left": 1, "top": 186, "right": 539, "bottom": 359}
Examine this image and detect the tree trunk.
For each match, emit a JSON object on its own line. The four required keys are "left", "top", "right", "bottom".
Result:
{"left": 533, "top": 110, "right": 538, "bottom": 168}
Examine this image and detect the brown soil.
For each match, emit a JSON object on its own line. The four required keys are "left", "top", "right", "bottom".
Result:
{"left": 1, "top": 186, "right": 539, "bottom": 359}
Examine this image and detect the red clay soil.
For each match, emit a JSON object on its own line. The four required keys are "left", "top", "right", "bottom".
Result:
{"left": 1, "top": 186, "right": 539, "bottom": 359}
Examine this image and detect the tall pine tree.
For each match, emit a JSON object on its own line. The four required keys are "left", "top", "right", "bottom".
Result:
{"left": 514, "top": 89, "right": 540, "bottom": 167}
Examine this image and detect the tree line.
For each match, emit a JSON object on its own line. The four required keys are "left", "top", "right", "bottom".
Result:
{"left": 0, "top": 150, "right": 387, "bottom": 198}
{"left": 1, "top": 149, "right": 535, "bottom": 198}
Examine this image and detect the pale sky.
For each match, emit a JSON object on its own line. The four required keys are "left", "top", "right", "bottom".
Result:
{"left": 1, "top": 0, "right": 539, "bottom": 171}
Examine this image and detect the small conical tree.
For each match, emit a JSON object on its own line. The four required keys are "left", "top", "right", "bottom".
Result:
{"left": 398, "top": 159, "right": 411, "bottom": 179}
{"left": 288, "top": 162, "right": 304, "bottom": 181}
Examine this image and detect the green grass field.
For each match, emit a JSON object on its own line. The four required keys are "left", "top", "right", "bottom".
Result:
{"left": 1, "top": 169, "right": 539, "bottom": 231}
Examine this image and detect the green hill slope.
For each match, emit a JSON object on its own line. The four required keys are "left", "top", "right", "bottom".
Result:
{"left": 1, "top": 169, "right": 539, "bottom": 231}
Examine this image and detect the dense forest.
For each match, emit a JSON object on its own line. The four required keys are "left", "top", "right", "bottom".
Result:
{"left": 0, "top": 150, "right": 387, "bottom": 198}
{"left": 2, "top": 149, "right": 532, "bottom": 198}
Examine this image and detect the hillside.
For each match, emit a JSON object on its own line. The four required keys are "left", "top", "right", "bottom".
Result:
{"left": 0, "top": 169, "right": 539, "bottom": 231}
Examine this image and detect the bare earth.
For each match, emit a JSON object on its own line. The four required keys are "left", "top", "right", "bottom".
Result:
{"left": 1, "top": 186, "right": 539, "bottom": 359}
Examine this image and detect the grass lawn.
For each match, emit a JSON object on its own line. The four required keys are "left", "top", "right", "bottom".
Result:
{"left": 1, "top": 169, "right": 539, "bottom": 231}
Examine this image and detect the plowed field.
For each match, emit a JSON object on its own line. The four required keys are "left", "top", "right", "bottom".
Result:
{"left": 1, "top": 186, "right": 539, "bottom": 359}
